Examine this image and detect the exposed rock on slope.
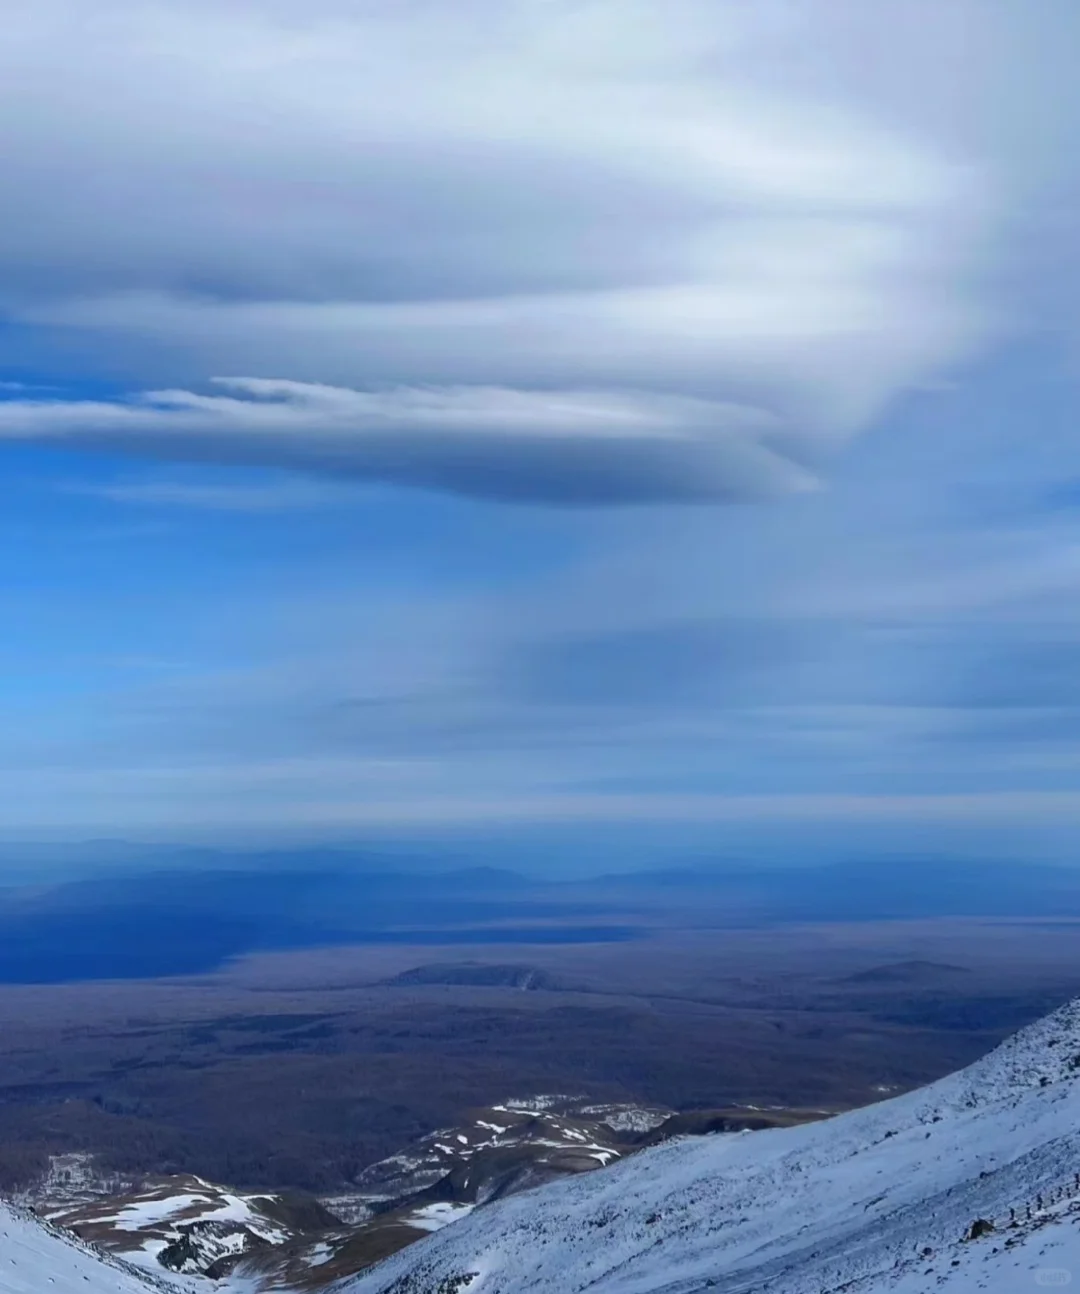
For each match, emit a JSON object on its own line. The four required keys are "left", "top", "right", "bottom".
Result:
{"left": 340, "top": 1098, "right": 640, "bottom": 1209}
{"left": 242, "top": 1098, "right": 672, "bottom": 1287}
{"left": 45, "top": 1173, "right": 340, "bottom": 1280}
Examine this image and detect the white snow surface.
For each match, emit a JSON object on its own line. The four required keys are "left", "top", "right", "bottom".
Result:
{"left": 78, "top": 1184, "right": 288, "bottom": 1246}
{"left": 0, "top": 1201, "right": 175, "bottom": 1294}
{"left": 404, "top": 1203, "right": 476, "bottom": 1234}
{"left": 342, "top": 998, "right": 1080, "bottom": 1294}
{"left": 108, "top": 1194, "right": 209, "bottom": 1232}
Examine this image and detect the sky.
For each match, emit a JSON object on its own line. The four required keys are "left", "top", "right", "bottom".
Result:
{"left": 3, "top": 0, "right": 1080, "bottom": 854}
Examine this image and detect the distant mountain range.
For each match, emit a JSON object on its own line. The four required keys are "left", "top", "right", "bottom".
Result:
{"left": 2, "top": 852, "right": 1080, "bottom": 982}
{"left": 0, "top": 864, "right": 633, "bottom": 982}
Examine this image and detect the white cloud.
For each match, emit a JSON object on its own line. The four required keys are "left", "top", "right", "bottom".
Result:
{"left": 0, "top": 378, "right": 816, "bottom": 503}
{"left": 5, "top": 0, "right": 1080, "bottom": 832}
{"left": 0, "top": 0, "right": 1017, "bottom": 500}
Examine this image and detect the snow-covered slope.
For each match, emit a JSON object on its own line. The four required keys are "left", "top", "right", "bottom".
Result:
{"left": 0, "top": 1199, "right": 176, "bottom": 1294}
{"left": 341, "top": 998, "right": 1080, "bottom": 1294}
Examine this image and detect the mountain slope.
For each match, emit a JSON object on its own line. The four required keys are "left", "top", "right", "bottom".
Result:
{"left": 43, "top": 1173, "right": 341, "bottom": 1280}
{"left": 341, "top": 998, "right": 1080, "bottom": 1294}
{"left": 0, "top": 1199, "right": 176, "bottom": 1294}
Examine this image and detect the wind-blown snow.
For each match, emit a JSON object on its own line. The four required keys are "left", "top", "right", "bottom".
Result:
{"left": 343, "top": 1000, "right": 1080, "bottom": 1294}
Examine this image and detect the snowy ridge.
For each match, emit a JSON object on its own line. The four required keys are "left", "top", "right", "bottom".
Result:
{"left": 340, "top": 999, "right": 1080, "bottom": 1294}
{"left": 918, "top": 997, "right": 1080, "bottom": 1109}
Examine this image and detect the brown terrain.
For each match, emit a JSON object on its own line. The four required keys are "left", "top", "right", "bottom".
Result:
{"left": 2, "top": 916, "right": 1080, "bottom": 1202}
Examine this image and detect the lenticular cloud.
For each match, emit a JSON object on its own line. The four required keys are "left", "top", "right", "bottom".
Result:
{"left": 0, "top": 0, "right": 1006, "bottom": 504}
{"left": 0, "top": 379, "right": 817, "bottom": 505}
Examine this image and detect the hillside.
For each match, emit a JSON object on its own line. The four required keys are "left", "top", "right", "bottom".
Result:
{"left": 343, "top": 999, "right": 1080, "bottom": 1294}
{"left": 0, "top": 1200, "right": 172, "bottom": 1294}
{"left": 12, "top": 999, "right": 1080, "bottom": 1293}
{"left": 14, "top": 1097, "right": 674, "bottom": 1287}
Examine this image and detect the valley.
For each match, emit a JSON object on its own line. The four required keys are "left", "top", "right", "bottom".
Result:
{"left": 11, "top": 992, "right": 1080, "bottom": 1293}
{"left": 345, "top": 996, "right": 1080, "bottom": 1294}
{"left": 18, "top": 1096, "right": 779, "bottom": 1286}
{"left": 3, "top": 914, "right": 1080, "bottom": 1288}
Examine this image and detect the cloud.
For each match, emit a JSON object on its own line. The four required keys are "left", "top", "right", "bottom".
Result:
{"left": 0, "top": 0, "right": 1020, "bottom": 501}
{"left": 4, "top": 1, "right": 1080, "bottom": 838}
{"left": 1, "top": 755, "right": 1079, "bottom": 836}
{"left": 0, "top": 379, "right": 817, "bottom": 504}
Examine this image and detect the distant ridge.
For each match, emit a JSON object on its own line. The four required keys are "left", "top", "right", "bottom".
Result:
{"left": 379, "top": 963, "right": 569, "bottom": 991}
{"left": 839, "top": 959, "right": 970, "bottom": 984}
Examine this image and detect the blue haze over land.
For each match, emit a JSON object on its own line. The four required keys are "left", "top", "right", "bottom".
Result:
{"left": 1, "top": 2, "right": 1080, "bottom": 865}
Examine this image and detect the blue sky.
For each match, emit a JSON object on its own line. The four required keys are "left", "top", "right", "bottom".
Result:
{"left": 2, "top": 0, "right": 1080, "bottom": 853}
